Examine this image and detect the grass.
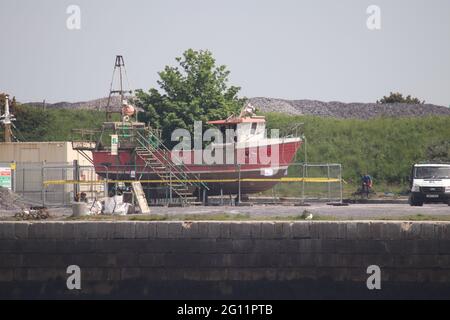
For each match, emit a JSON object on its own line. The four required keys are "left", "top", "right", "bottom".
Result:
{"left": 257, "top": 178, "right": 410, "bottom": 200}
{"left": 266, "top": 113, "right": 450, "bottom": 184}
{"left": 6, "top": 106, "right": 449, "bottom": 186}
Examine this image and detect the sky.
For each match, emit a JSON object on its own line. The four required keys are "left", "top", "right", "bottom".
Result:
{"left": 0, "top": 0, "right": 449, "bottom": 106}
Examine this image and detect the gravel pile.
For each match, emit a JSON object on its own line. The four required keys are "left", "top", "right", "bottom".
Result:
{"left": 14, "top": 207, "right": 50, "bottom": 220}
{"left": 24, "top": 96, "right": 450, "bottom": 119}
{"left": 25, "top": 96, "right": 144, "bottom": 112}
{"left": 0, "top": 187, "right": 26, "bottom": 210}
{"left": 249, "top": 97, "right": 450, "bottom": 119}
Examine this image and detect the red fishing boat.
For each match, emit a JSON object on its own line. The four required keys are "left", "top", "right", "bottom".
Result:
{"left": 72, "top": 56, "right": 302, "bottom": 202}
{"left": 74, "top": 114, "right": 301, "bottom": 199}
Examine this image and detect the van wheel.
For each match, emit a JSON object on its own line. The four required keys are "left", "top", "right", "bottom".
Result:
{"left": 411, "top": 201, "right": 423, "bottom": 207}
{"left": 409, "top": 196, "right": 423, "bottom": 206}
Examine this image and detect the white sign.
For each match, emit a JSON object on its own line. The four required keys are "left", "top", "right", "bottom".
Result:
{"left": 111, "top": 134, "right": 118, "bottom": 155}
{"left": 0, "top": 167, "right": 12, "bottom": 189}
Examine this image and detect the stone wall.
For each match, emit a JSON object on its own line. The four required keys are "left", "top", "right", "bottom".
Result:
{"left": 1, "top": 221, "right": 450, "bottom": 299}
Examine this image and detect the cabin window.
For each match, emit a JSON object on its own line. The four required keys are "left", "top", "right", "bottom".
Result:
{"left": 220, "top": 126, "right": 226, "bottom": 137}
{"left": 221, "top": 124, "right": 238, "bottom": 143}
{"left": 251, "top": 122, "right": 257, "bottom": 135}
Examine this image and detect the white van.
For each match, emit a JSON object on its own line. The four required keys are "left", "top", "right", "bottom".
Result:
{"left": 409, "top": 163, "right": 450, "bottom": 206}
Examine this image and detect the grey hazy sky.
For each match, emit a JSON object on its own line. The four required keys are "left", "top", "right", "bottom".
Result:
{"left": 1, "top": 0, "right": 449, "bottom": 106}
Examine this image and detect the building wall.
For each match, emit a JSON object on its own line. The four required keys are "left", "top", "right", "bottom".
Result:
{"left": 0, "top": 142, "right": 92, "bottom": 165}
{"left": 0, "top": 221, "right": 449, "bottom": 299}
{"left": 0, "top": 142, "right": 101, "bottom": 204}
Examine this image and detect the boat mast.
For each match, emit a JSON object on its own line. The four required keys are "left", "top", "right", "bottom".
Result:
{"left": 105, "top": 55, "right": 132, "bottom": 121}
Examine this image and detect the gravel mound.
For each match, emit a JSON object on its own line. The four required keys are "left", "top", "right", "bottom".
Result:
{"left": 25, "top": 96, "right": 144, "bottom": 113}
{"left": 249, "top": 97, "right": 450, "bottom": 119}
{"left": 24, "top": 96, "right": 450, "bottom": 119}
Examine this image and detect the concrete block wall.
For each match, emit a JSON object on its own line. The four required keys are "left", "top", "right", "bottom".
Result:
{"left": 1, "top": 221, "right": 450, "bottom": 299}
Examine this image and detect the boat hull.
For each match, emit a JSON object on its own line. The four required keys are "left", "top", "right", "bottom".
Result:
{"left": 92, "top": 140, "right": 301, "bottom": 196}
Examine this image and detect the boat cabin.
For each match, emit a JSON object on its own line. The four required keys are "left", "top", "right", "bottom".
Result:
{"left": 207, "top": 116, "right": 266, "bottom": 144}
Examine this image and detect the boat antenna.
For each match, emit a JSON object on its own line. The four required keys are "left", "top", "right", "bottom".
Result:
{"left": 239, "top": 102, "right": 256, "bottom": 118}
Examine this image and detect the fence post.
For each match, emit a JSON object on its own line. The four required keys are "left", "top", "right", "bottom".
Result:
{"left": 22, "top": 167, "right": 25, "bottom": 197}
{"left": 73, "top": 160, "right": 80, "bottom": 201}
{"left": 41, "top": 161, "right": 45, "bottom": 207}
{"left": 89, "top": 166, "right": 94, "bottom": 202}
{"left": 327, "top": 163, "right": 331, "bottom": 202}
{"left": 272, "top": 186, "right": 276, "bottom": 202}
{"left": 62, "top": 167, "right": 65, "bottom": 205}
{"left": 302, "top": 163, "right": 305, "bottom": 203}
{"left": 169, "top": 170, "right": 173, "bottom": 204}
{"left": 237, "top": 164, "right": 241, "bottom": 205}
{"left": 304, "top": 136, "right": 308, "bottom": 164}
{"left": 12, "top": 161, "right": 16, "bottom": 192}
{"left": 105, "top": 166, "right": 109, "bottom": 198}
{"left": 339, "top": 164, "right": 343, "bottom": 204}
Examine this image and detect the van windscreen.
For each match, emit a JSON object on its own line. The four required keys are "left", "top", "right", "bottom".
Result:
{"left": 414, "top": 166, "right": 450, "bottom": 179}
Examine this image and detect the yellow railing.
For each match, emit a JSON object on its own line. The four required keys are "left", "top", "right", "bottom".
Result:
{"left": 43, "top": 177, "right": 343, "bottom": 186}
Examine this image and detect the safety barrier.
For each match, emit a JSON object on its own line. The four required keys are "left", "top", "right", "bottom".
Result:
{"left": 9, "top": 162, "right": 343, "bottom": 206}
{"left": 43, "top": 177, "right": 342, "bottom": 185}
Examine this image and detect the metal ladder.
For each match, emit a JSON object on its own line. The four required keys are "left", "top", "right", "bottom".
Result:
{"left": 134, "top": 129, "right": 209, "bottom": 205}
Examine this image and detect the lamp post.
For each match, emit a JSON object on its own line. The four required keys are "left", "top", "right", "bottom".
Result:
{"left": 1, "top": 95, "right": 16, "bottom": 142}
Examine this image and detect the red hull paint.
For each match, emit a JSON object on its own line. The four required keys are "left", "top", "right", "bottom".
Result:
{"left": 92, "top": 141, "right": 301, "bottom": 195}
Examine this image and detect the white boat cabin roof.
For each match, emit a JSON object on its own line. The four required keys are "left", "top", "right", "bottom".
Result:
{"left": 207, "top": 116, "right": 266, "bottom": 126}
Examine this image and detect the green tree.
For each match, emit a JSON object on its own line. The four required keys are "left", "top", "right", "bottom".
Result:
{"left": 134, "top": 49, "right": 245, "bottom": 146}
{"left": 13, "top": 105, "right": 52, "bottom": 141}
{"left": 377, "top": 92, "right": 425, "bottom": 104}
{"left": 426, "top": 140, "right": 450, "bottom": 162}
{"left": 1, "top": 102, "right": 108, "bottom": 142}
{"left": 0, "top": 92, "right": 17, "bottom": 114}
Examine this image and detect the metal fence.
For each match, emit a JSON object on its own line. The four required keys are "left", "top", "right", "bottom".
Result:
{"left": 4, "top": 162, "right": 106, "bottom": 207}
{"left": 302, "top": 163, "right": 343, "bottom": 202}
{"left": 262, "top": 163, "right": 343, "bottom": 204}
{"left": 5, "top": 162, "right": 343, "bottom": 207}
